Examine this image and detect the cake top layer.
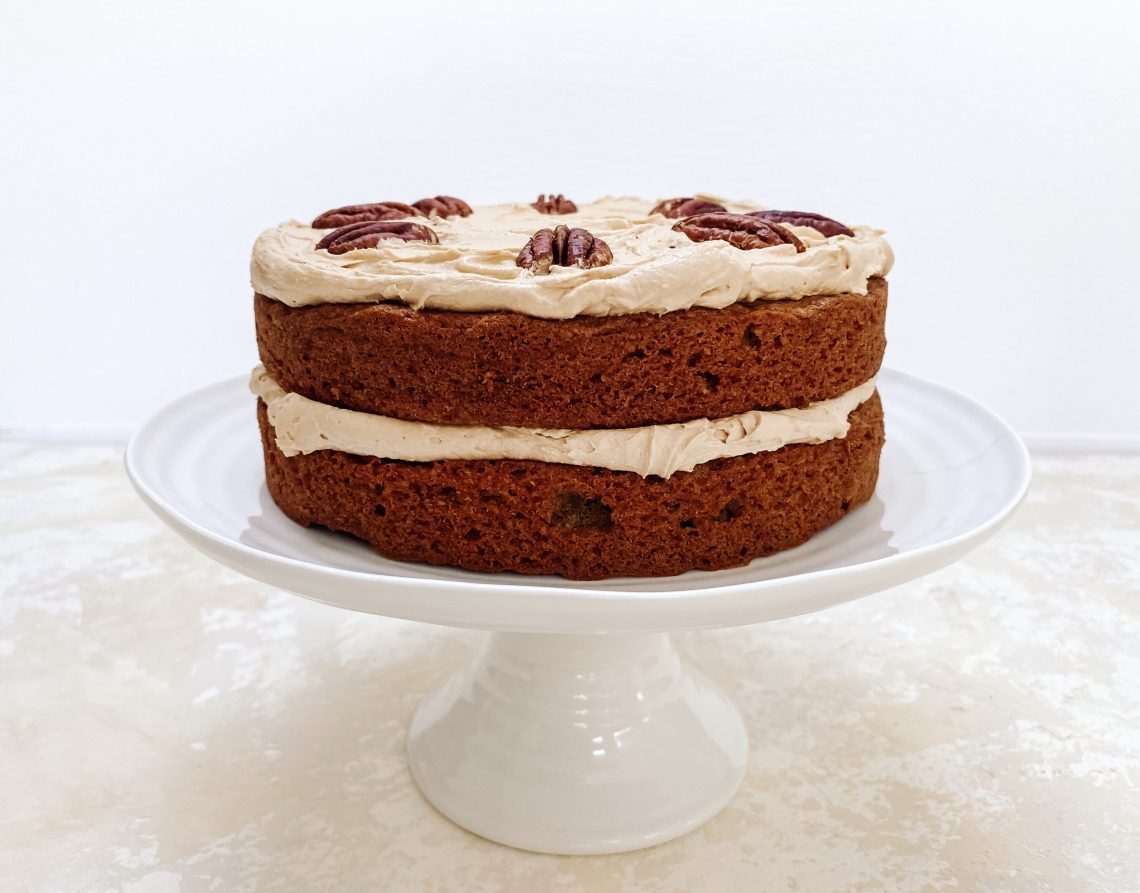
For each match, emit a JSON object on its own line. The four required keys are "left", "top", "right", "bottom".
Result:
{"left": 250, "top": 195, "right": 893, "bottom": 319}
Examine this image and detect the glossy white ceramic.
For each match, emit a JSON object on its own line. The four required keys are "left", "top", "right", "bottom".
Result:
{"left": 407, "top": 631, "right": 748, "bottom": 854}
{"left": 126, "top": 368, "right": 1030, "bottom": 854}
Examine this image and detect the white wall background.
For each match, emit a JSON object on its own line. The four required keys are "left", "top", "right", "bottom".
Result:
{"left": 1, "top": 1, "right": 1138, "bottom": 442}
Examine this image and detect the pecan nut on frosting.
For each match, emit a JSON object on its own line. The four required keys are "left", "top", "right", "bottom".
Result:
{"left": 748, "top": 209, "right": 854, "bottom": 238}
{"left": 316, "top": 220, "right": 438, "bottom": 255}
{"left": 674, "top": 212, "right": 805, "bottom": 252}
{"left": 516, "top": 224, "right": 613, "bottom": 274}
{"left": 311, "top": 202, "right": 423, "bottom": 229}
{"left": 531, "top": 193, "right": 578, "bottom": 214}
{"left": 651, "top": 197, "right": 727, "bottom": 218}
{"left": 412, "top": 195, "right": 472, "bottom": 219}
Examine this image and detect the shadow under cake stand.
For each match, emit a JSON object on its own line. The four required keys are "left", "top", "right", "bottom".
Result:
{"left": 126, "top": 368, "right": 1031, "bottom": 855}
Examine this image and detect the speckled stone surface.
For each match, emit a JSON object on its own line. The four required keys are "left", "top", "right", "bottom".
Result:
{"left": 1, "top": 442, "right": 1137, "bottom": 893}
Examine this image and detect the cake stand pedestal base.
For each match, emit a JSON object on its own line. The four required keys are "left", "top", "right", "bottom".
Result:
{"left": 407, "top": 631, "right": 748, "bottom": 855}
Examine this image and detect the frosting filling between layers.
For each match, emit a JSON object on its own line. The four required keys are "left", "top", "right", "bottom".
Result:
{"left": 251, "top": 195, "right": 894, "bottom": 319}
{"left": 251, "top": 366, "right": 877, "bottom": 479}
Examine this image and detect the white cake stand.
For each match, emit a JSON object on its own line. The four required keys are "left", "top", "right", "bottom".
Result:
{"left": 126, "top": 369, "right": 1030, "bottom": 855}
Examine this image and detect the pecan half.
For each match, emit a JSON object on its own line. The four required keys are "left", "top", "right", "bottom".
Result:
{"left": 311, "top": 202, "right": 422, "bottom": 229}
{"left": 412, "top": 195, "right": 473, "bottom": 219}
{"left": 748, "top": 210, "right": 854, "bottom": 238}
{"left": 316, "top": 220, "right": 438, "bottom": 254}
{"left": 651, "top": 197, "right": 727, "bottom": 218}
{"left": 673, "top": 212, "right": 805, "bottom": 252}
{"left": 516, "top": 225, "right": 613, "bottom": 274}
{"left": 531, "top": 193, "right": 578, "bottom": 214}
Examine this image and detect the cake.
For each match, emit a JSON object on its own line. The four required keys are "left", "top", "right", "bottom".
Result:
{"left": 250, "top": 194, "right": 893, "bottom": 580}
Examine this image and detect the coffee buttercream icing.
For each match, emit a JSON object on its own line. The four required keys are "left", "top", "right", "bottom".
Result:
{"left": 250, "top": 195, "right": 893, "bottom": 319}
{"left": 251, "top": 366, "right": 877, "bottom": 479}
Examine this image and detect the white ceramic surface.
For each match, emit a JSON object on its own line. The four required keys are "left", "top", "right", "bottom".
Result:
{"left": 124, "top": 368, "right": 1031, "bottom": 854}
{"left": 407, "top": 632, "right": 748, "bottom": 854}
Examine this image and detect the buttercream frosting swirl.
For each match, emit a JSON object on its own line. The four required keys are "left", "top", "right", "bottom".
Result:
{"left": 251, "top": 366, "right": 877, "bottom": 479}
{"left": 250, "top": 195, "right": 893, "bottom": 319}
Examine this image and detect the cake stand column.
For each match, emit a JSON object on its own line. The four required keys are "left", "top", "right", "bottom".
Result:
{"left": 407, "top": 630, "right": 748, "bottom": 855}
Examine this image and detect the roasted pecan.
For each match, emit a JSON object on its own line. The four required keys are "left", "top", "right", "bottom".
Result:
{"left": 673, "top": 212, "right": 805, "bottom": 252}
{"left": 311, "top": 202, "right": 422, "bottom": 229}
{"left": 516, "top": 224, "right": 613, "bottom": 274}
{"left": 651, "top": 197, "right": 727, "bottom": 218}
{"left": 531, "top": 193, "right": 578, "bottom": 214}
{"left": 412, "top": 195, "right": 473, "bottom": 219}
{"left": 316, "top": 220, "right": 438, "bottom": 254}
{"left": 748, "top": 210, "right": 854, "bottom": 238}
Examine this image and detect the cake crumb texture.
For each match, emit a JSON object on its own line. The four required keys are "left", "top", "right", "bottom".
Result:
{"left": 258, "top": 393, "right": 884, "bottom": 580}
{"left": 255, "top": 278, "right": 887, "bottom": 429}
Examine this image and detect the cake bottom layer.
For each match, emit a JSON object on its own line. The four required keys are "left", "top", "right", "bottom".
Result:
{"left": 257, "top": 393, "right": 884, "bottom": 580}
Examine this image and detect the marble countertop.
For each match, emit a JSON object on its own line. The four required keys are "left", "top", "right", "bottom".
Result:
{"left": 1, "top": 442, "right": 1137, "bottom": 893}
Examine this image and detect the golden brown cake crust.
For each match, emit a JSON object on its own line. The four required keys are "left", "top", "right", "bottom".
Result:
{"left": 255, "top": 277, "right": 887, "bottom": 429}
{"left": 257, "top": 392, "right": 884, "bottom": 580}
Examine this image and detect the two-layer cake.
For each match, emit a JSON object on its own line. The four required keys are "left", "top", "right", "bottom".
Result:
{"left": 250, "top": 194, "right": 893, "bottom": 579}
